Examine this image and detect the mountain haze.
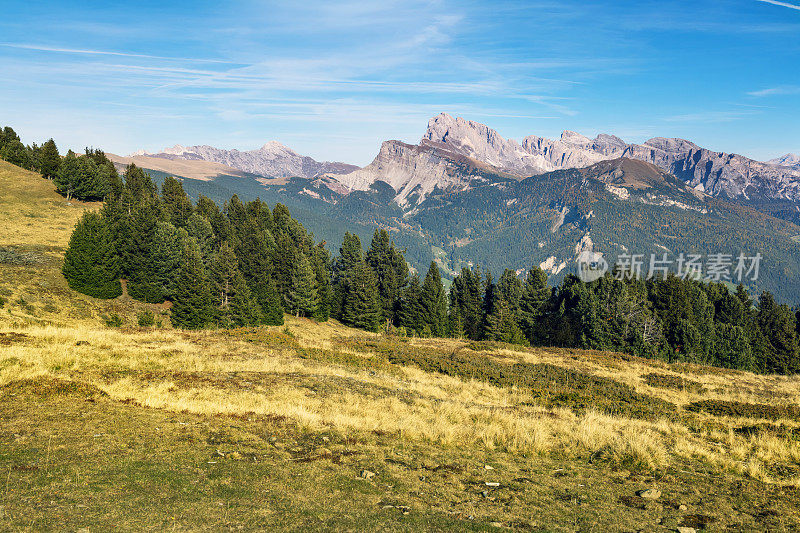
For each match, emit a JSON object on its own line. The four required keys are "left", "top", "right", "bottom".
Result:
{"left": 131, "top": 141, "right": 358, "bottom": 179}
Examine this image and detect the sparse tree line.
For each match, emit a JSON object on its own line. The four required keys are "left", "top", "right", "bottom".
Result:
{"left": 4, "top": 123, "right": 788, "bottom": 374}
{"left": 0, "top": 126, "right": 113, "bottom": 201}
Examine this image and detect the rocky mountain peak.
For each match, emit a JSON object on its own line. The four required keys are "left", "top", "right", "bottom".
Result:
{"left": 769, "top": 153, "right": 800, "bottom": 169}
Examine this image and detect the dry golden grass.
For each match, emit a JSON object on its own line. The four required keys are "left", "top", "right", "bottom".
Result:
{"left": 0, "top": 160, "right": 99, "bottom": 247}
{"left": 1, "top": 156, "right": 799, "bottom": 497}
{"left": 2, "top": 317, "right": 800, "bottom": 486}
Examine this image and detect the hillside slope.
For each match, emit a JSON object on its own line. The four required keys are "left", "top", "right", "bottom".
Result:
{"left": 2, "top": 161, "right": 800, "bottom": 529}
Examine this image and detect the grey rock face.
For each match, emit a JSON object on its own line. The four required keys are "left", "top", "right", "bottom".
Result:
{"left": 422, "top": 113, "right": 800, "bottom": 203}
{"left": 770, "top": 153, "right": 800, "bottom": 170}
{"left": 129, "top": 141, "right": 357, "bottom": 179}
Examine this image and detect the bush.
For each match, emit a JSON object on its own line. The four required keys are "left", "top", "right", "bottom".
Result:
{"left": 137, "top": 309, "right": 155, "bottom": 327}
{"left": 103, "top": 313, "right": 123, "bottom": 328}
{"left": 686, "top": 399, "right": 800, "bottom": 420}
{"left": 0, "top": 296, "right": 5, "bottom": 308}
{"left": 642, "top": 373, "right": 705, "bottom": 394}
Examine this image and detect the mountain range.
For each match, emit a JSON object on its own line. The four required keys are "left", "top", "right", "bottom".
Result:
{"left": 130, "top": 141, "right": 357, "bottom": 180}
{"left": 127, "top": 114, "right": 800, "bottom": 301}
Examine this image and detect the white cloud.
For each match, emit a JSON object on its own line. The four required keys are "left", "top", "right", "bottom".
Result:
{"left": 755, "top": 0, "right": 800, "bottom": 11}
{"left": 747, "top": 85, "right": 800, "bottom": 97}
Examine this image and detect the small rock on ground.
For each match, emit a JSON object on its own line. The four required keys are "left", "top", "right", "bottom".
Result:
{"left": 637, "top": 488, "right": 661, "bottom": 500}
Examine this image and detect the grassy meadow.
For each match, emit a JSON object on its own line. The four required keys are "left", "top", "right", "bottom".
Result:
{"left": 1, "top": 160, "right": 800, "bottom": 531}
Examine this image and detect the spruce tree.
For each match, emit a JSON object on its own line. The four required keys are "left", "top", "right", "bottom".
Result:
{"left": 285, "top": 251, "right": 319, "bottom": 317}
{"left": 311, "top": 243, "right": 332, "bottom": 321}
{"left": 54, "top": 150, "right": 80, "bottom": 200}
{"left": 365, "top": 228, "right": 409, "bottom": 324}
{"left": 756, "top": 292, "right": 800, "bottom": 373}
{"left": 210, "top": 241, "right": 239, "bottom": 310}
{"left": 161, "top": 176, "right": 193, "bottom": 228}
{"left": 341, "top": 260, "right": 381, "bottom": 331}
{"left": 399, "top": 274, "right": 425, "bottom": 335}
{"left": 449, "top": 267, "right": 484, "bottom": 340}
{"left": 62, "top": 212, "right": 122, "bottom": 299}
{"left": 260, "top": 277, "right": 285, "bottom": 326}
{"left": 171, "top": 242, "right": 213, "bottom": 330}
{"left": 332, "top": 232, "right": 363, "bottom": 318}
{"left": 186, "top": 213, "right": 214, "bottom": 267}
{"left": 39, "top": 138, "right": 60, "bottom": 179}
{"left": 228, "top": 270, "right": 262, "bottom": 327}
{"left": 420, "top": 262, "right": 447, "bottom": 337}
{"left": 484, "top": 298, "right": 528, "bottom": 345}
{"left": 519, "top": 267, "right": 551, "bottom": 344}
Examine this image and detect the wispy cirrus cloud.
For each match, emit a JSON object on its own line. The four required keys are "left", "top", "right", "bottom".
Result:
{"left": 0, "top": 43, "right": 233, "bottom": 63}
{"left": 663, "top": 110, "right": 757, "bottom": 123}
{"left": 755, "top": 0, "right": 800, "bottom": 11}
{"left": 748, "top": 85, "right": 800, "bottom": 97}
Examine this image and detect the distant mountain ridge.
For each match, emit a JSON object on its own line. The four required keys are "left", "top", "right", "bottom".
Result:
{"left": 770, "top": 153, "right": 800, "bottom": 170}
{"left": 131, "top": 114, "right": 800, "bottom": 211}
{"left": 420, "top": 113, "right": 800, "bottom": 202}
{"left": 130, "top": 141, "right": 358, "bottom": 179}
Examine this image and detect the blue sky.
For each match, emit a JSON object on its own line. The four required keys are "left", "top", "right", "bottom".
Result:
{"left": 0, "top": 0, "right": 798, "bottom": 165}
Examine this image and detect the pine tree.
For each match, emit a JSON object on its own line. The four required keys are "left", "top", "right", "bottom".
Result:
{"left": 161, "top": 176, "right": 193, "bottom": 228}
{"left": 186, "top": 213, "right": 214, "bottom": 267}
{"left": 483, "top": 298, "right": 528, "bottom": 345}
{"left": 62, "top": 212, "right": 122, "bottom": 299}
{"left": 54, "top": 150, "right": 80, "bottom": 200}
{"left": 365, "top": 228, "right": 409, "bottom": 324}
{"left": 148, "top": 221, "right": 186, "bottom": 300}
{"left": 519, "top": 267, "right": 551, "bottom": 344}
{"left": 210, "top": 241, "right": 239, "bottom": 310}
{"left": 171, "top": 242, "right": 213, "bottom": 330}
{"left": 332, "top": 232, "right": 363, "bottom": 318}
{"left": 398, "top": 274, "right": 425, "bottom": 335}
{"left": 756, "top": 292, "right": 800, "bottom": 374}
{"left": 228, "top": 270, "right": 262, "bottom": 327}
{"left": 497, "top": 269, "right": 523, "bottom": 318}
{"left": 310, "top": 243, "right": 332, "bottom": 321}
{"left": 260, "top": 277, "right": 285, "bottom": 326}
{"left": 449, "top": 267, "right": 484, "bottom": 340}
{"left": 39, "top": 139, "right": 60, "bottom": 179}
{"left": 341, "top": 260, "right": 381, "bottom": 331}
{"left": 420, "top": 262, "right": 447, "bottom": 337}
{"left": 285, "top": 251, "right": 319, "bottom": 317}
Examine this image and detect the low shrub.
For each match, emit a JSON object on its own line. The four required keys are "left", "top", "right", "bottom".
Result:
{"left": 642, "top": 372, "right": 705, "bottom": 394}
{"left": 137, "top": 309, "right": 155, "bottom": 327}
{"left": 686, "top": 399, "right": 800, "bottom": 421}
{"left": 102, "top": 313, "right": 123, "bottom": 328}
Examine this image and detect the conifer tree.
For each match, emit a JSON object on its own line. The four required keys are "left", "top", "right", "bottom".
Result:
{"left": 62, "top": 212, "right": 122, "bottom": 299}
{"left": 186, "top": 212, "right": 214, "bottom": 267}
{"left": 341, "top": 260, "right": 381, "bottom": 331}
{"left": 171, "top": 242, "right": 213, "bottom": 329}
{"left": 260, "top": 277, "right": 285, "bottom": 326}
{"left": 310, "top": 243, "right": 332, "bottom": 321}
{"left": 285, "top": 251, "right": 319, "bottom": 317}
{"left": 420, "top": 262, "right": 447, "bottom": 337}
{"left": 449, "top": 267, "right": 484, "bottom": 340}
{"left": 161, "top": 176, "right": 193, "bottom": 228}
{"left": 332, "top": 232, "right": 363, "bottom": 318}
{"left": 399, "top": 274, "right": 425, "bottom": 335}
{"left": 756, "top": 292, "right": 800, "bottom": 373}
{"left": 227, "top": 270, "right": 262, "bottom": 327}
{"left": 54, "top": 150, "right": 80, "bottom": 200}
{"left": 484, "top": 298, "right": 528, "bottom": 345}
{"left": 365, "top": 228, "right": 408, "bottom": 324}
{"left": 39, "top": 138, "right": 60, "bottom": 179}
{"left": 519, "top": 267, "right": 551, "bottom": 344}
{"left": 210, "top": 241, "right": 239, "bottom": 310}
